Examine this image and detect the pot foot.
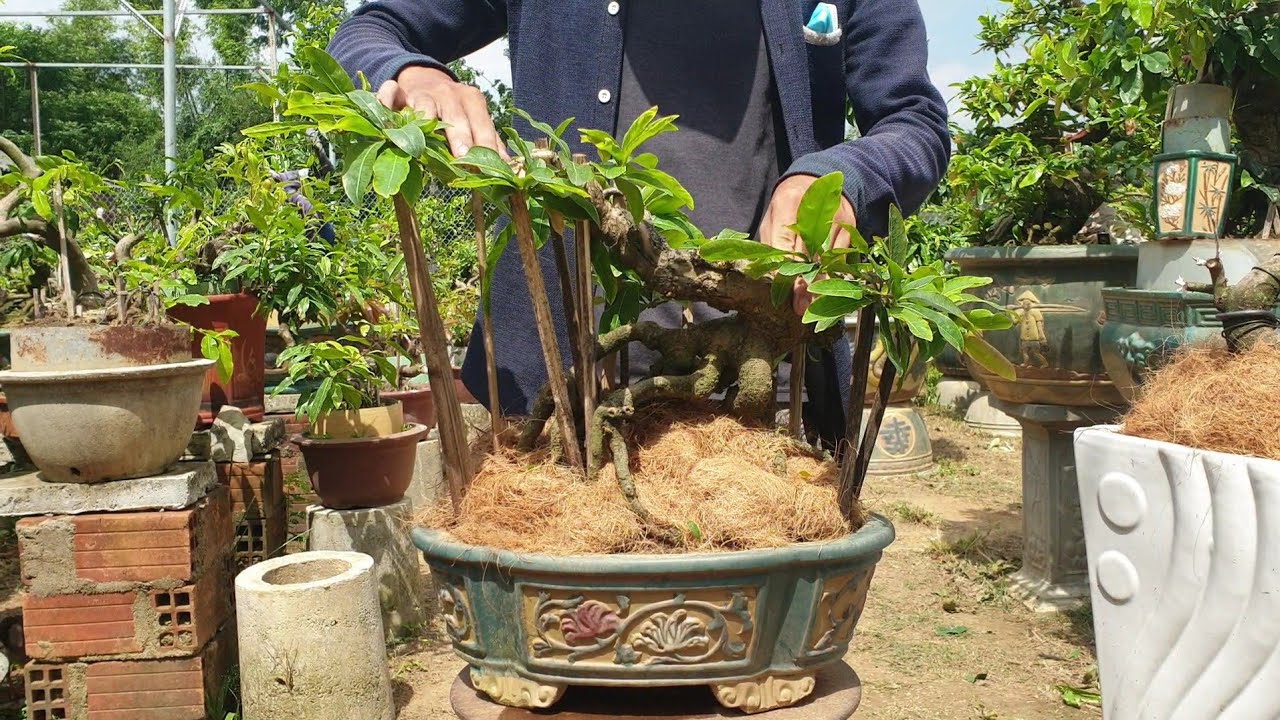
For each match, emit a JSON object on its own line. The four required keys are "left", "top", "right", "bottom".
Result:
{"left": 469, "top": 666, "right": 565, "bottom": 709}
{"left": 712, "top": 671, "right": 817, "bottom": 714}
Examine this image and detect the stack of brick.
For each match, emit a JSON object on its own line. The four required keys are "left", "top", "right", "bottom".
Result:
{"left": 189, "top": 407, "right": 289, "bottom": 568}
{"left": 263, "top": 398, "right": 317, "bottom": 554}
{"left": 8, "top": 465, "right": 236, "bottom": 720}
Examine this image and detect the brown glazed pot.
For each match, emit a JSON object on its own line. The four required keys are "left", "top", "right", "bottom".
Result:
{"left": 168, "top": 292, "right": 268, "bottom": 427}
{"left": 293, "top": 423, "right": 428, "bottom": 509}
{"left": 382, "top": 369, "right": 476, "bottom": 428}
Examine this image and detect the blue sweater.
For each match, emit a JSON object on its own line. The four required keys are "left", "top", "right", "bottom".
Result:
{"left": 329, "top": 0, "right": 951, "bottom": 420}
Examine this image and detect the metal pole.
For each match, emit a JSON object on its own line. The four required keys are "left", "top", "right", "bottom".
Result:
{"left": 267, "top": 10, "right": 279, "bottom": 121}
{"left": 28, "top": 66, "right": 41, "bottom": 156}
{"left": 163, "top": 0, "right": 177, "bottom": 243}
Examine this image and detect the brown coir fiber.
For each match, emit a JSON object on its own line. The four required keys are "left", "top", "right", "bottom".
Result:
{"left": 422, "top": 405, "right": 861, "bottom": 555}
{"left": 1124, "top": 343, "right": 1280, "bottom": 460}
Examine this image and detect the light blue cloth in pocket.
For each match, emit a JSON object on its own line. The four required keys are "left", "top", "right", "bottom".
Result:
{"left": 804, "top": 3, "right": 842, "bottom": 46}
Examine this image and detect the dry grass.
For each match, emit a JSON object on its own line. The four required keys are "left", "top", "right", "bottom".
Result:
{"left": 422, "top": 405, "right": 859, "bottom": 555}
{"left": 1125, "top": 343, "right": 1280, "bottom": 460}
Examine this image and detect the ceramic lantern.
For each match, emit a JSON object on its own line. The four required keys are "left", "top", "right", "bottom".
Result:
{"left": 1153, "top": 150, "right": 1238, "bottom": 240}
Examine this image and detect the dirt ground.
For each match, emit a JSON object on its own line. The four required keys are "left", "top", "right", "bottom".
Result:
{"left": 389, "top": 408, "right": 1102, "bottom": 720}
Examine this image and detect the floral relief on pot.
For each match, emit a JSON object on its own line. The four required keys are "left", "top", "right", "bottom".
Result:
{"left": 805, "top": 570, "right": 874, "bottom": 657}
{"left": 437, "top": 572, "right": 478, "bottom": 651}
{"left": 522, "top": 586, "right": 757, "bottom": 669}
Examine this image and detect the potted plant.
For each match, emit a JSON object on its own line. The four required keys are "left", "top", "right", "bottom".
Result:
{"left": 254, "top": 50, "right": 1016, "bottom": 713}
{"left": 0, "top": 139, "right": 219, "bottom": 483}
{"left": 275, "top": 336, "right": 428, "bottom": 509}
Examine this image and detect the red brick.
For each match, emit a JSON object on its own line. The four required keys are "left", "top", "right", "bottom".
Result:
{"left": 25, "top": 566, "right": 230, "bottom": 662}
{"left": 215, "top": 456, "right": 284, "bottom": 519}
{"left": 18, "top": 488, "right": 232, "bottom": 592}
{"left": 233, "top": 514, "right": 286, "bottom": 569}
{"left": 25, "top": 625, "right": 235, "bottom": 720}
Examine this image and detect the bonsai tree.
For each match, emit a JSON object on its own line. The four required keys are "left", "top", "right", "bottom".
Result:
{"left": 252, "top": 49, "right": 1016, "bottom": 544}
{"left": 274, "top": 336, "right": 399, "bottom": 434}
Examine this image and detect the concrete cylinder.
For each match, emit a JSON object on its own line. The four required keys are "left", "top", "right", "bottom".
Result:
{"left": 934, "top": 378, "right": 982, "bottom": 413}
{"left": 863, "top": 403, "right": 934, "bottom": 477}
{"left": 307, "top": 498, "right": 428, "bottom": 641}
{"left": 236, "top": 551, "right": 393, "bottom": 720}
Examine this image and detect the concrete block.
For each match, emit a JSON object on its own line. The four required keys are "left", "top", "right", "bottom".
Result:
{"left": 236, "top": 552, "right": 394, "bottom": 720}
{"left": 0, "top": 462, "right": 218, "bottom": 517}
{"left": 935, "top": 378, "right": 983, "bottom": 413}
{"left": 208, "top": 406, "right": 285, "bottom": 463}
{"left": 264, "top": 392, "right": 299, "bottom": 415}
{"left": 24, "top": 624, "right": 235, "bottom": 720}
{"left": 17, "top": 487, "right": 232, "bottom": 596}
{"left": 406, "top": 435, "right": 445, "bottom": 511}
{"left": 306, "top": 499, "right": 428, "bottom": 640}
{"left": 460, "top": 403, "right": 492, "bottom": 445}
{"left": 23, "top": 563, "right": 231, "bottom": 662}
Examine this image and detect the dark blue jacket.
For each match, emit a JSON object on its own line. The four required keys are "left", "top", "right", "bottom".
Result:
{"left": 329, "top": 0, "right": 950, "bottom": 425}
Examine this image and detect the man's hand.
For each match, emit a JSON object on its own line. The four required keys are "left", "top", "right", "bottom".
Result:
{"left": 377, "top": 66, "right": 506, "bottom": 159}
{"left": 759, "top": 174, "right": 856, "bottom": 316}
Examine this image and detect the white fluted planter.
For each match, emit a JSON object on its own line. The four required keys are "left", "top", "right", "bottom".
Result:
{"left": 236, "top": 551, "right": 394, "bottom": 720}
{"left": 1075, "top": 426, "right": 1280, "bottom": 719}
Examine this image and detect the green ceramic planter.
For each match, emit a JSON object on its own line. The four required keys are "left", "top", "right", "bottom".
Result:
{"left": 414, "top": 516, "right": 894, "bottom": 714}
{"left": 946, "top": 245, "right": 1139, "bottom": 408}
{"left": 1153, "top": 150, "right": 1238, "bottom": 240}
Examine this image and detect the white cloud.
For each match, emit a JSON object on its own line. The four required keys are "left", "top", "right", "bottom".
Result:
{"left": 462, "top": 38, "right": 511, "bottom": 94}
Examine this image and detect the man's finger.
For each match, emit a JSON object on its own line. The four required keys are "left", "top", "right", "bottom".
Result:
{"left": 404, "top": 92, "right": 440, "bottom": 121}
{"left": 376, "top": 80, "right": 404, "bottom": 110}
{"left": 432, "top": 94, "right": 474, "bottom": 157}
{"left": 459, "top": 86, "right": 503, "bottom": 157}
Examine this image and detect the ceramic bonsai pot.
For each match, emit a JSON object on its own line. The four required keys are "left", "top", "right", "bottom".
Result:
{"left": 294, "top": 423, "right": 428, "bottom": 509}
{"left": 382, "top": 369, "right": 476, "bottom": 427}
{"left": 946, "top": 245, "right": 1139, "bottom": 407}
{"left": 414, "top": 516, "right": 894, "bottom": 714}
{"left": 168, "top": 292, "right": 268, "bottom": 427}
{"left": 9, "top": 324, "right": 190, "bottom": 371}
{"left": 1075, "top": 425, "right": 1280, "bottom": 719}
{"left": 0, "top": 358, "right": 214, "bottom": 483}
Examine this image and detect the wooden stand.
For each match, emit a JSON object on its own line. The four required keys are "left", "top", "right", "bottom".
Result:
{"left": 449, "top": 662, "right": 862, "bottom": 720}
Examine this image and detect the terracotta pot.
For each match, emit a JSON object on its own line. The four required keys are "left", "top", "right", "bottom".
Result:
{"left": 168, "top": 293, "right": 268, "bottom": 427}
{"left": 310, "top": 401, "right": 404, "bottom": 440}
{"left": 382, "top": 369, "right": 476, "bottom": 427}
{"left": 380, "top": 387, "right": 435, "bottom": 427}
{"left": 294, "top": 423, "right": 428, "bottom": 509}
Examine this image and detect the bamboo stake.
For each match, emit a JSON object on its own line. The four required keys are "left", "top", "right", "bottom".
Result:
{"left": 572, "top": 154, "right": 597, "bottom": 461}
{"left": 471, "top": 191, "right": 504, "bottom": 450}
{"left": 837, "top": 306, "right": 878, "bottom": 520}
{"left": 850, "top": 361, "right": 896, "bottom": 501}
{"left": 393, "top": 194, "right": 472, "bottom": 511}
{"left": 549, "top": 226, "right": 583, "bottom": 386}
{"left": 789, "top": 344, "right": 806, "bottom": 440}
{"left": 509, "top": 191, "right": 585, "bottom": 473}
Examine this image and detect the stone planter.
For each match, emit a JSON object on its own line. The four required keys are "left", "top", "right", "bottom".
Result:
{"left": 946, "top": 245, "right": 1139, "bottom": 408}
{"left": 236, "top": 551, "right": 394, "bottom": 720}
{"left": 168, "top": 292, "right": 268, "bottom": 427}
{"left": 0, "top": 358, "right": 213, "bottom": 483}
{"left": 414, "top": 516, "right": 894, "bottom": 714}
{"left": 1075, "top": 426, "right": 1280, "bottom": 719}
{"left": 294, "top": 423, "right": 428, "bottom": 509}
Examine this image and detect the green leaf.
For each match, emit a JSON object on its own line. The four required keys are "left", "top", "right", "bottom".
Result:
{"left": 241, "top": 120, "right": 310, "bottom": 139}
{"left": 1056, "top": 685, "right": 1102, "bottom": 709}
{"left": 168, "top": 294, "right": 209, "bottom": 308}
{"left": 341, "top": 141, "right": 383, "bottom": 203}
{"left": 808, "top": 278, "right": 864, "bottom": 299}
{"left": 963, "top": 334, "right": 1016, "bottom": 381}
{"left": 771, "top": 274, "right": 793, "bottom": 308}
{"left": 372, "top": 150, "right": 410, "bottom": 198}
{"left": 699, "top": 239, "right": 787, "bottom": 263}
{"left": 457, "top": 146, "right": 516, "bottom": 181}
{"left": 615, "top": 178, "right": 646, "bottom": 227}
{"left": 935, "top": 625, "right": 969, "bottom": 637}
{"left": 965, "top": 308, "right": 1016, "bottom": 331}
{"left": 216, "top": 343, "right": 235, "bottom": 384}
{"left": 686, "top": 521, "right": 703, "bottom": 543}
{"left": 909, "top": 304, "right": 966, "bottom": 351}
{"left": 400, "top": 164, "right": 425, "bottom": 202}
{"left": 385, "top": 122, "right": 427, "bottom": 159}
{"left": 330, "top": 114, "right": 382, "bottom": 137}
{"left": 298, "top": 47, "right": 355, "bottom": 95}
{"left": 793, "top": 172, "right": 845, "bottom": 256}
{"left": 802, "top": 295, "right": 865, "bottom": 324}
{"left": 886, "top": 205, "right": 910, "bottom": 266}
{"left": 890, "top": 307, "right": 934, "bottom": 342}
{"left": 777, "top": 262, "right": 816, "bottom": 277}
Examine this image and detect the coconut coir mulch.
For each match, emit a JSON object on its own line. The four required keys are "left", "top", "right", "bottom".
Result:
{"left": 1124, "top": 343, "right": 1280, "bottom": 461}
{"left": 422, "top": 405, "right": 860, "bottom": 555}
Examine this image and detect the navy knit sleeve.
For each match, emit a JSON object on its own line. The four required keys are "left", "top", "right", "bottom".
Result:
{"left": 784, "top": 0, "right": 951, "bottom": 238}
{"left": 327, "top": 0, "right": 508, "bottom": 88}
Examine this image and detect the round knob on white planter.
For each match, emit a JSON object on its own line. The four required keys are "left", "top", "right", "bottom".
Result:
{"left": 236, "top": 551, "right": 394, "bottom": 720}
